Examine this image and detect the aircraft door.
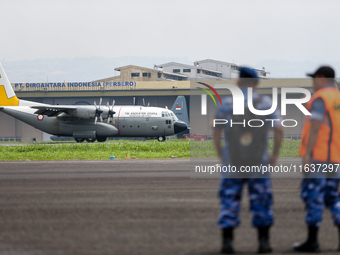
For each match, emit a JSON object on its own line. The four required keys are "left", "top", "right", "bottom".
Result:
{"left": 142, "top": 117, "right": 152, "bottom": 135}
{"left": 164, "top": 119, "right": 173, "bottom": 135}
{"left": 149, "top": 117, "right": 161, "bottom": 135}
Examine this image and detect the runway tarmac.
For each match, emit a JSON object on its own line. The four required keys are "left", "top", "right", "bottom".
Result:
{"left": 0, "top": 159, "right": 339, "bottom": 254}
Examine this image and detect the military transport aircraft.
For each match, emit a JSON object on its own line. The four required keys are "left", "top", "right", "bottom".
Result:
{"left": 0, "top": 63, "right": 188, "bottom": 142}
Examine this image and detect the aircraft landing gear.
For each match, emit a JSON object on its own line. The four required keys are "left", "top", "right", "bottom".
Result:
{"left": 75, "top": 138, "right": 85, "bottom": 143}
{"left": 97, "top": 136, "right": 107, "bottom": 142}
{"left": 86, "top": 138, "right": 96, "bottom": 143}
{"left": 157, "top": 136, "right": 166, "bottom": 142}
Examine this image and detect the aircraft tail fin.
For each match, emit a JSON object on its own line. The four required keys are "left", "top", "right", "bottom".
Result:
{"left": 171, "top": 96, "right": 189, "bottom": 126}
{"left": 0, "top": 63, "right": 19, "bottom": 106}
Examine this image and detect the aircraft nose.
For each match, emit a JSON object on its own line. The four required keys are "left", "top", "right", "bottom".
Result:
{"left": 174, "top": 121, "right": 188, "bottom": 134}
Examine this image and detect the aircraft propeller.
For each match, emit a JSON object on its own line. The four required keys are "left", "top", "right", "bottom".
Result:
{"left": 131, "top": 97, "right": 150, "bottom": 107}
{"left": 106, "top": 100, "right": 116, "bottom": 124}
{"left": 94, "top": 98, "right": 103, "bottom": 125}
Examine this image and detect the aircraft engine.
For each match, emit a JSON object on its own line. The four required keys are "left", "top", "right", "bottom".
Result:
{"left": 69, "top": 98, "right": 116, "bottom": 125}
{"left": 70, "top": 108, "right": 97, "bottom": 119}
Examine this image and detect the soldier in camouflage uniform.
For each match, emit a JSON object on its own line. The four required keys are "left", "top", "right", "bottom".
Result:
{"left": 294, "top": 66, "right": 340, "bottom": 253}
{"left": 218, "top": 178, "right": 274, "bottom": 229}
{"left": 213, "top": 67, "right": 283, "bottom": 254}
{"left": 301, "top": 178, "right": 340, "bottom": 228}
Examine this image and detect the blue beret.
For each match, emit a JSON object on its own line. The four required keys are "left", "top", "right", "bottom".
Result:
{"left": 239, "top": 67, "right": 259, "bottom": 79}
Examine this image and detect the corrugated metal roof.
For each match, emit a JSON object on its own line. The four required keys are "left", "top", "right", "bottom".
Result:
{"left": 156, "top": 62, "right": 197, "bottom": 69}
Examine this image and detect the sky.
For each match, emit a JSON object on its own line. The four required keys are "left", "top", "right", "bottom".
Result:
{"left": 1, "top": 0, "right": 340, "bottom": 81}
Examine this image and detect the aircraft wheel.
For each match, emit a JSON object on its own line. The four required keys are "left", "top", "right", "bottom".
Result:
{"left": 86, "top": 138, "right": 96, "bottom": 143}
{"left": 75, "top": 138, "right": 85, "bottom": 143}
{"left": 158, "top": 136, "right": 166, "bottom": 142}
{"left": 97, "top": 136, "right": 107, "bottom": 142}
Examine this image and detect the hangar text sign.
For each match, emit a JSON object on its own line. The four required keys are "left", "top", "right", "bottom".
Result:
{"left": 13, "top": 81, "right": 137, "bottom": 91}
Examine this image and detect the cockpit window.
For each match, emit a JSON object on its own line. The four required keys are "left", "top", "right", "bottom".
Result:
{"left": 168, "top": 111, "right": 178, "bottom": 121}
{"left": 162, "top": 111, "right": 170, "bottom": 117}
{"left": 162, "top": 111, "right": 178, "bottom": 120}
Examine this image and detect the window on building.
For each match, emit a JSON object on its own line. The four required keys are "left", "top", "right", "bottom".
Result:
{"left": 183, "top": 69, "right": 191, "bottom": 73}
{"left": 197, "top": 69, "right": 201, "bottom": 74}
{"left": 131, "top": 73, "right": 140, "bottom": 77}
{"left": 143, "top": 72, "right": 151, "bottom": 77}
{"left": 202, "top": 70, "right": 222, "bottom": 78}
{"left": 173, "top": 69, "right": 180, "bottom": 73}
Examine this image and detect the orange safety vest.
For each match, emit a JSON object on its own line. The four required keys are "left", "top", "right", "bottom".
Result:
{"left": 299, "top": 86, "right": 340, "bottom": 163}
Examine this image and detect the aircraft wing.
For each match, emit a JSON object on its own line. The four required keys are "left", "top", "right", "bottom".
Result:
{"left": 31, "top": 106, "right": 77, "bottom": 117}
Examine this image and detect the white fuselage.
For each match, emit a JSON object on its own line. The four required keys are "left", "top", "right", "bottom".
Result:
{"left": 1, "top": 104, "right": 182, "bottom": 139}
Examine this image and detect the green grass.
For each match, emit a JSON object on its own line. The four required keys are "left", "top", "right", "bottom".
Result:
{"left": 0, "top": 139, "right": 300, "bottom": 161}
{"left": 0, "top": 140, "right": 190, "bottom": 161}
{"left": 268, "top": 139, "right": 300, "bottom": 158}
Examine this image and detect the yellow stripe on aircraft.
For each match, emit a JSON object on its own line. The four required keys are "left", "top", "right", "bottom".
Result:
{"left": 0, "top": 86, "right": 19, "bottom": 106}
